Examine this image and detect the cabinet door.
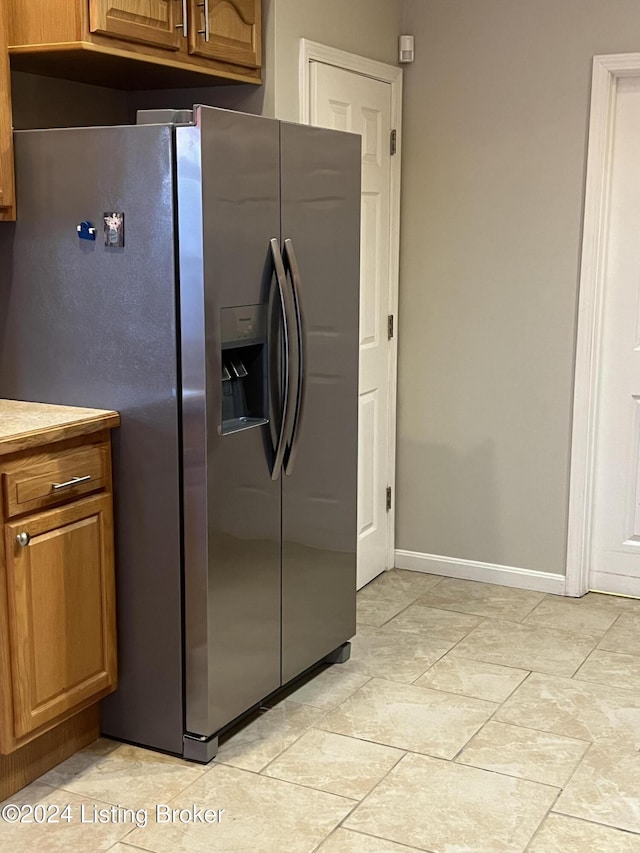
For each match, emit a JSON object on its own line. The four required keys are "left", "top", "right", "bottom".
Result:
{"left": 89, "top": 0, "right": 183, "bottom": 50}
{"left": 188, "top": 0, "right": 260, "bottom": 68}
{"left": 5, "top": 495, "right": 116, "bottom": 740}
{"left": 0, "top": 0, "right": 15, "bottom": 221}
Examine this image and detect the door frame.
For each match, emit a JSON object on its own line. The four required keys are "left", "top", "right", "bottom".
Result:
{"left": 299, "top": 38, "right": 403, "bottom": 572}
{"left": 566, "top": 53, "right": 640, "bottom": 597}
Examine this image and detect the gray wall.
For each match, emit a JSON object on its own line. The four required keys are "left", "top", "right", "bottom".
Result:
{"left": 11, "top": 72, "right": 129, "bottom": 129}
{"left": 273, "top": 0, "right": 403, "bottom": 121}
{"left": 397, "top": 0, "right": 640, "bottom": 574}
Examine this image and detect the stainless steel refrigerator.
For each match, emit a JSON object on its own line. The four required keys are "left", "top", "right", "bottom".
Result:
{"left": 0, "top": 105, "right": 361, "bottom": 761}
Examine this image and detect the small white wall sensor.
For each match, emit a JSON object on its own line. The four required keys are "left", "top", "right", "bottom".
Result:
{"left": 399, "top": 35, "right": 415, "bottom": 64}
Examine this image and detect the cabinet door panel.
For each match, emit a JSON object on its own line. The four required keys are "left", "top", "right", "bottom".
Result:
{"left": 5, "top": 495, "right": 116, "bottom": 739}
{"left": 89, "top": 0, "right": 182, "bottom": 50}
{"left": 188, "top": 0, "right": 260, "bottom": 68}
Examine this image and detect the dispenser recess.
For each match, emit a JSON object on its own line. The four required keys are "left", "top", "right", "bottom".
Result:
{"left": 220, "top": 305, "right": 269, "bottom": 434}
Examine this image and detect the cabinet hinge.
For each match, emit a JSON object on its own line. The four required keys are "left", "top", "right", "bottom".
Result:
{"left": 386, "top": 486, "right": 392, "bottom": 512}
{"left": 390, "top": 129, "right": 397, "bottom": 156}
{"left": 387, "top": 314, "right": 394, "bottom": 340}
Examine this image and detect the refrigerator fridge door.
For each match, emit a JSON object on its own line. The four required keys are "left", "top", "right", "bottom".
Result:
{"left": 0, "top": 125, "right": 184, "bottom": 754}
{"left": 179, "top": 107, "right": 283, "bottom": 743}
{"left": 279, "top": 122, "right": 361, "bottom": 683}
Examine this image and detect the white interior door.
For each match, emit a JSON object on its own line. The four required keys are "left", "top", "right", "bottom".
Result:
{"left": 589, "top": 76, "right": 640, "bottom": 596}
{"left": 309, "top": 61, "right": 394, "bottom": 589}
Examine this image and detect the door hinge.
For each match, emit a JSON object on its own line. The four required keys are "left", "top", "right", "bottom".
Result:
{"left": 386, "top": 486, "right": 392, "bottom": 512}
{"left": 387, "top": 314, "right": 394, "bottom": 340}
{"left": 390, "top": 129, "right": 397, "bottom": 156}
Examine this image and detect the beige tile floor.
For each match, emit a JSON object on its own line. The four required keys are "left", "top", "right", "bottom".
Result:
{"left": 4, "top": 570, "right": 640, "bottom": 852}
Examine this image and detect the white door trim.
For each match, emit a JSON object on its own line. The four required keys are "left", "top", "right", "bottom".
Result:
{"left": 567, "top": 53, "right": 640, "bottom": 597}
{"left": 299, "top": 39, "right": 403, "bottom": 571}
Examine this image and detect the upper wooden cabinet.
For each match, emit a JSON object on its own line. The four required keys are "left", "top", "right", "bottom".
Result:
{"left": 0, "top": 0, "right": 16, "bottom": 221}
{"left": 89, "top": 0, "right": 183, "bottom": 51}
{"left": 189, "top": 0, "right": 260, "bottom": 69}
{"left": 8, "top": 0, "right": 262, "bottom": 89}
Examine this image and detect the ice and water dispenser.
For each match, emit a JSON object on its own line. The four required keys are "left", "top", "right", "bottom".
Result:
{"left": 220, "top": 305, "right": 269, "bottom": 434}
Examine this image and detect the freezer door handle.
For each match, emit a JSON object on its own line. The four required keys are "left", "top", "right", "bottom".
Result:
{"left": 283, "top": 238, "right": 305, "bottom": 476}
{"left": 269, "top": 238, "right": 294, "bottom": 480}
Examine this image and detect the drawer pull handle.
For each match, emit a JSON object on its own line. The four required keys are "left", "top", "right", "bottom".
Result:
{"left": 16, "top": 532, "right": 31, "bottom": 547}
{"left": 52, "top": 475, "right": 92, "bottom": 491}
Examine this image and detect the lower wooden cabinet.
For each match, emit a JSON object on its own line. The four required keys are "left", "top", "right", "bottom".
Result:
{"left": 4, "top": 495, "right": 116, "bottom": 740}
{"left": 0, "top": 431, "right": 117, "bottom": 755}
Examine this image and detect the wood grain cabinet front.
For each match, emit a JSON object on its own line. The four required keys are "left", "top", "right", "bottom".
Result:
{"left": 8, "top": 0, "right": 262, "bottom": 88}
{"left": 0, "top": 433, "right": 117, "bottom": 756}
{"left": 188, "top": 0, "right": 260, "bottom": 69}
{"left": 88, "top": 0, "right": 183, "bottom": 51}
{"left": 4, "top": 495, "right": 116, "bottom": 741}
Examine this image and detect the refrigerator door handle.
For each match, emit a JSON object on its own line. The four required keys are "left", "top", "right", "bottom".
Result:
{"left": 283, "top": 238, "right": 305, "bottom": 476}
{"left": 269, "top": 238, "right": 294, "bottom": 480}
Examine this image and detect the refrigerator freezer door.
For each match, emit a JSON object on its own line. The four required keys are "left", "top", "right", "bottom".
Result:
{"left": 178, "top": 107, "right": 283, "bottom": 739}
{"left": 279, "top": 122, "right": 361, "bottom": 683}
{"left": 0, "top": 125, "right": 183, "bottom": 753}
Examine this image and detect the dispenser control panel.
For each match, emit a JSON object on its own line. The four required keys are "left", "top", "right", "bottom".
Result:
{"left": 220, "top": 305, "right": 266, "bottom": 348}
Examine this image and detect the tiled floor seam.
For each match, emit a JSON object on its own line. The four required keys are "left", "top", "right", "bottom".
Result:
{"left": 543, "top": 813, "right": 640, "bottom": 840}
{"left": 442, "top": 664, "right": 593, "bottom": 764}
{"left": 99, "top": 756, "right": 363, "bottom": 842}
{"left": 521, "top": 786, "right": 569, "bottom": 852}
{"left": 331, "top": 751, "right": 426, "bottom": 840}
{"left": 406, "top": 622, "right": 489, "bottom": 685}
{"left": 548, "top": 807, "right": 640, "bottom": 838}
{"left": 547, "top": 738, "right": 638, "bottom": 833}
{"left": 403, "top": 621, "right": 585, "bottom": 688}
{"left": 106, "top": 839, "right": 148, "bottom": 851}
{"left": 360, "top": 594, "right": 434, "bottom": 629}
{"left": 47, "top": 772, "right": 211, "bottom": 812}
{"left": 283, "top": 728, "right": 601, "bottom": 829}
{"left": 448, "top": 758, "right": 564, "bottom": 791}
{"left": 258, "top": 730, "right": 408, "bottom": 800}
{"left": 45, "top": 788, "right": 141, "bottom": 848}
{"left": 289, "top": 673, "right": 376, "bottom": 713}
{"left": 310, "top": 824, "right": 434, "bottom": 853}
{"left": 217, "top": 742, "right": 382, "bottom": 806}
{"left": 523, "top": 776, "right": 566, "bottom": 851}
{"left": 213, "top": 698, "right": 336, "bottom": 774}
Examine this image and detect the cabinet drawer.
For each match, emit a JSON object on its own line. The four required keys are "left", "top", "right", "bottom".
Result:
{"left": 3, "top": 444, "right": 108, "bottom": 518}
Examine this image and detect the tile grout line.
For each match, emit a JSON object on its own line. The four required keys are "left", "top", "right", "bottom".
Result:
{"left": 541, "top": 811, "right": 640, "bottom": 839}
{"left": 333, "top": 750, "right": 413, "bottom": 835}
{"left": 312, "top": 824, "right": 436, "bottom": 853}
{"left": 216, "top": 704, "right": 334, "bottom": 776}
{"left": 548, "top": 739, "right": 597, "bottom": 811}
{"left": 521, "top": 783, "right": 565, "bottom": 852}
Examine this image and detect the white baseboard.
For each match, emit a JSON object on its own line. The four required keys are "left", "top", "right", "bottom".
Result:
{"left": 394, "top": 549, "right": 566, "bottom": 596}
